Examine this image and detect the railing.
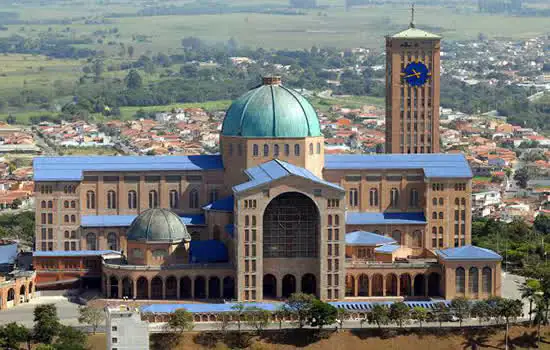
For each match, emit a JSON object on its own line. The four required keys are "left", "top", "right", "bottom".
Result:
{"left": 103, "top": 262, "right": 233, "bottom": 271}
{"left": 345, "top": 259, "right": 440, "bottom": 269}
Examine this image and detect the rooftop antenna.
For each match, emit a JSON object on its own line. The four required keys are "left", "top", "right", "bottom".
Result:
{"left": 410, "top": 3, "right": 416, "bottom": 28}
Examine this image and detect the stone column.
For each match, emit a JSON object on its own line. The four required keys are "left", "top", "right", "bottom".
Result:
{"left": 132, "top": 279, "right": 137, "bottom": 299}
{"left": 382, "top": 276, "right": 386, "bottom": 297}
{"left": 106, "top": 276, "right": 111, "bottom": 298}
{"left": 396, "top": 276, "right": 401, "bottom": 297}
{"left": 191, "top": 278, "right": 195, "bottom": 298}
{"left": 465, "top": 269, "right": 470, "bottom": 298}
{"left": 118, "top": 279, "right": 123, "bottom": 299}
{"left": 368, "top": 276, "right": 372, "bottom": 297}
{"left": 147, "top": 279, "right": 152, "bottom": 299}
{"left": 411, "top": 277, "right": 415, "bottom": 297}
{"left": 353, "top": 276, "right": 358, "bottom": 297}
{"left": 277, "top": 275, "right": 283, "bottom": 298}
{"left": 162, "top": 278, "right": 166, "bottom": 300}
{"left": 176, "top": 278, "right": 181, "bottom": 299}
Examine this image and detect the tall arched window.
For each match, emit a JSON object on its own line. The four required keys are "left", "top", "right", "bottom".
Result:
{"left": 439, "top": 212, "right": 444, "bottom": 219}
{"left": 327, "top": 215, "right": 332, "bottom": 226}
{"left": 438, "top": 227, "right": 444, "bottom": 247}
{"left": 432, "top": 212, "right": 437, "bottom": 219}
{"left": 209, "top": 189, "right": 219, "bottom": 203}
{"left": 71, "top": 201, "right": 76, "bottom": 208}
{"left": 48, "top": 201, "right": 53, "bottom": 208}
{"left": 469, "top": 267, "right": 479, "bottom": 294}
{"left": 107, "top": 190, "right": 117, "bottom": 209}
{"left": 64, "top": 215, "right": 69, "bottom": 223}
{"left": 245, "top": 215, "right": 250, "bottom": 226}
{"left": 455, "top": 267, "right": 465, "bottom": 294}
{"left": 41, "top": 201, "right": 46, "bottom": 208}
{"left": 251, "top": 215, "right": 256, "bottom": 226}
{"left": 228, "top": 143, "right": 233, "bottom": 156}
{"left": 482, "top": 267, "right": 492, "bottom": 294}
{"left": 334, "top": 215, "right": 339, "bottom": 226}
{"left": 107, "top": 232, "right": 118, "bottom": 251}
{"left": 284, "top": 144, "right": 290, "bottom": 156}
{"left": 263, "top": 144, "right": 269, "bottom": 156}
{"left": 253, "top": 144, "right": 259, "bottom": 156}
{"left": 169, "top": 190, "right": 178, "bottom": 209}
{"left": 432, "top": 198, "right": 437, "bottom": 206}
{"left": 128, "top": 190, "right": 137, "bottom": 209}
{"left": 309, "top": 143, "right": 313, "bottom": 155}
{"left": 392, "top": 230, "right": 402, "bottom": 245}
{"left": 294, "top": 144, "right": 300, "bottom": 156}
{"left": 86, "top": 191, "right": 95, "bottom": 209}
{"left": 349, "top": 188, "right": 358, "bottom": 207}
{"left": 369, "top": 188, "right": 378, "bottom": 206}
{"left": 455, "top": 198, "right": 460, "bottom": 206}
{"left": 410, "top": 189, "right": 419, "bottom": 207}
{"left": 86, "top": 233, "right": 97, "bottom": 250}
{"left": 148, "top": 190, "right": 158, "bottom": 208}
{"left": 412, "top": 230, "right": 422, "bottom": 248}
{"left": 64, "top": 201, "right": 69, "bottom": 209}
{"left": 316, "top": 142, "right": 321, "bottom": 154}
{"left": 274, "top": 144, "right": 280, "bottom": 157}
{"left": 390, "top": 188, "right": 399, "bottom": 208}
{"left": 189, "top": 189, "right": 199, "bottom": 209}
{"left": 71, "top": 215, "right": 76, "bottom": 223}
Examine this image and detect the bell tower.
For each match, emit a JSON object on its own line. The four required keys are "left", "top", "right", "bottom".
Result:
{"left": 385, "top": 6, "right": 441, "bottom": 154}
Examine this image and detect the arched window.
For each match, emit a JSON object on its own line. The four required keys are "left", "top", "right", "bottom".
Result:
{"left": 439, "top": 212, "right": 444, "bottom": 219}
{"left": 432, "top": 212, "right": 437, "bottom": 219}
{"left": 482, "top": 267, "right": 492, "bottom": 294}
{"left": 107, "top": 190, "right": 117, "bottom": 209}
{"left": 228, "top": 143, "right": 233, "bottom": 156}
{"left": 86, "top": 233, "right": 97, "bottom": 250}
{"left": 274, "top": 144, "right": 280, "bottom": 157}
{"left": 253, "top": 144, "right": 259, "bottom": 156}
{"left": 392, "top": 230, "right": 402, "bottom": 245}
{"left": 86, "top": 191, "right": 96, "bottom": 209}
{"left": 455, "top": 198, "right": 460, "bottom": 206}
{"left": 169, "top": 190, "right": 178, "bottom": 209}
{"left": 369, "top": 188, "right": 378, "bottom": 206}
{"left": 64, "top": 201, "right": 69, "bottom": 209}
{"left": 209, "top": 189, "right": 219, "bottom": 203}
{"left": 327, "top": 215, "right": 332, "bottom": 226}
{"left": 469, "top": 267, "right": 479, "bottom": 294}
{"left": 148, "top": 190, "right": 158, "bottom": 208}
{"left": 432, "top": 198, "right": 437, "bottom": 206}
{"left": 71, "top": 215, "right": 75, "bottom": 223}
{"left": 390, "top": 188, "right": 399, "bottom": 208}
{"left": 284, "top": 144, "right": 290, "bottom": 156}
{"left": 128, "top": 190, "right": 137, "bottom": 209}
{"left": 309, "top": 143, "right": 313, "bottom": 155}
{"left": 189, "top": 189, "right": 199, "bottom": 209}
{"left": 461, "top": 198, "right": 466, "bottom": 206}
{"left": 349, "top": 188, "right": 358, "bottom": 207}
{"left": 316, "top": 142, "right": 321, "bottom": 154}
{"left": 455, "top": 267, "right": 465, "bottom": 294}
{"left": 439, "top": 198, "right": 444, "bottom": 205}
{"left": 107, "top": 232, "right": 118, "bottom": 251}
{"left": 245, "top": 215, "right": 250, "bottom": 226}
{"left": 41, "top": 201, "right": 46, "bottom": 208}
{"left": 410, "top": 189, "right": 419, "bottom": 207}
{"left": 334, "top": 215, "right": 339, "bottom": 226}
{"left": 71, "top": 201, "right": 76, "bottom": 209}
{"left": 263, "top": 144, "right": 269, "bottom": 156}
{"left": 412, "top": 230, "right": 422, "bottom": 248}
{"left": 64, "top": 215, "right": 69, "bottom": 223}
{"left": 294, "top": 144, "right": 300, "bottom": 156}
{"left": 48, "top": 201, "right": 53, "bottom": 208}
{"left": 251, "top": 216, "right": 256, "bottom": 226}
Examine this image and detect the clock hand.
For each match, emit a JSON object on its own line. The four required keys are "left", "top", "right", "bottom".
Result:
{"left": 404, "top": 73, "right": 421, "bottom": 78}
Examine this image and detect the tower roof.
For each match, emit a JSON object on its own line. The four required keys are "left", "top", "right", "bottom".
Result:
{"left": 221, "top": 77, "right": 322, "bottom": 138}
{"left": 389, "top": 5, "right": 441, "bottom": 39}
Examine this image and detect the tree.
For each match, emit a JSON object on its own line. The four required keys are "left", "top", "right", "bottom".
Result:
{"left": 216, "top": 313, "right": 231, "bottom": 335}
{"left": 53, "top": 325, "right": 86, "bottom": 350}
{"left": 534, "top": 215, "right": 550, "bottom": 235}
{"left": 410, "top": 306, "right": 428, "bottom": 328}
{"left": 470, "top": 300, "right": 493, "bottom": 325}
{"left": 519, "top": 279, "right": 541, "bottom": 324}
{"left": 92, "top": 59, "right": 104, "bottom": 82}
{"left": 514, "top": 167, "right": 529, "bottom": 189}
{"left": 273, "top": 306, "right": 290, "bottom": 330}
{"left": 389, "top": 302, "right": 409, "bottom": 328}
{"left": 0, "top": 322, "right": 31, "bottom": 350}
{"left": 367, "top": 304, "right": 389, "bottom": 329}
{"left": 450, "top": 297, "right": 471, "bottom": 327}
{"left": 77, "top": 305, "right": 104, "bottom": 334}
{"left": 231, "top": 303, "right": 246, "bottom": 333}
{"left": 308, "top": 299, "right": 337, "bottom": 330}
{"left": 285, "top": 292, "right": 315, "bottom": 328}
{"left": 167, "top": 308, "right": 194, "bottom": 336}
{"left": 433, "top": 303, "right": 450, "bottom": 328}
{"left": 244, "top": 307, "right": 270, "bottom": 334}
{"left": 125, "top": 69, "right": 143, "bottom": 90}
{"left": 11, "top": 198, "right": 22, "bottom": 209}
{"left": 496, "top": 298, "right": 523, "bottom": 348}
{"left": 33, "top": 304, "right": 60, "bottom": 344}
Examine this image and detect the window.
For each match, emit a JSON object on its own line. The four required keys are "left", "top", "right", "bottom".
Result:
{"left": 432, "top": 212, "right": 437, "bottom": 220}
{"left": 228, "top": 143, "right": 233, "bottom": 156}
{"left": 263, "top": 144, "right": 269, "bottom": 156}
{"left": 294, "top": 144, "right": 300, "bottom": 156}
{"left": 107, "top": 232, "right": 118, "bottom": 251}
{"left": 64, "top": 231, "right": 70, "bottom": 239}
{"left": 47, "top": 214, "right": 53, "bottom": 224}
{"left": 64, "top": 201, "right": 69, "bottom": 209}
{"left": 152, "top": 249, "right": 167, "bottom": 258}
{"left": 148, "top": 190, "right": 158, "bottom": 208}
{"left": 209, "top": 189, "right": 219, "bottom": 203}
{"left": 41, "top": 213, "right": 46, "bottom": 224}
{"left": 132, "top": 248, "right": 143, "bottom": 258}
{"left": 86, "top": 191, "right": 96, "bottom": 209}
{"left": 251, "top": 216, "right": 256, "bottom": 226}
{"left": 41, "top": 201, "right": 46, "bottom": 209}
{"left": 412, "top": 230, "right": 422, "bottom": 248}
{"left": 439, "top": 198, "right": 444, "bottom": 205}
{"left": 107, "top": 190, "right": 117, "bottom": 209}
{"left": 369, "top": 188, "right": 378, "bottom": 206}
{"left": 48, "top": 201, "right": 53, "bottom": 208}
{"left": 64, "top": 215, "right": 69, "bottom": 223}
{"left": 482, "top": 267, "right": 492, "bottom": 294}
{"left": 432, "top": 198, "right": 437, "bottom": 206}
{"left": 169, "top": 190, "right": 178, "bottom": 209}
{"left": 469, "top": 267, "right": 479, "bottom": 294}
{"left": 274, "top": 144, "right": 279, "bottom": 157}
{"left": 349, "top": 188, "right": 358, "bottom": 207}
{"left": 71, "top": 215, "right": 76, "bottom": 223}
{"left": 392, "top": 230, "right": 402, "bottom": 244}
{"left": 189, "top": 189, "right": 199, "bottom": 209}
{"left": 86, "top": 233, "right": 97, "bottom": 250}
{"left": 253, "top": 144, "right": 259, "bottom": 156}
{"left": 71, "top": 201, "right": 76, "bottom": 209}
{"left": 316, "top": 142, "right": 321, "bottom": 154}
{"left": 309, "top": 143, "right": 313, "bottom": 155}
{"left": 410, "top": 189, "right": 419, "bottom": 207}
{"left": 328, "top": 215, "right": 332, "bottom": 226}
{"left": 390, "top": 188, "right": 399, "bottom": 208}
{"left": 128, "top": 190, "right": 137, "bottom": 209}
{"left": 334, "top": 215, "right": 339, "bottom": 226}
{"left": 455, "top": 267, "right": 465, "bottom": 294}
{"left": 439, "top": 212, "right": 443, "bottom": 219}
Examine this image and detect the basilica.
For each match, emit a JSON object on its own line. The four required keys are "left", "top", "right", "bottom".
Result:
{"left": 32, "top": 24, "right": 501, "bottom": 303}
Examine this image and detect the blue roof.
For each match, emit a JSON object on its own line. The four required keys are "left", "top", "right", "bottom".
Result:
{"left": 234, "top": 159, "right": 344, "bottom": 194}
{"left": 375, "top": 244, "right": 400, "bottom": 253}
{"left": 437, "top": 245, "right": 502, "bottom": 261}
{"left": 345, "top": 231, "right": 396, "bottom": 246}
{"left": 324, "top": 153, "right": 473, "bottom": 179}
{"left": 346, "top": 212, "right": 426, "bottom": 225}
{"left": 202, "top": 195, "right": 234, "bottom": 212}
{"left": 81, "top": 214, "right": 205, "bottom": 228}
{"left": 189, "top": 240, "right": 229, "bottom": 264}
{"left": 33, "top": 250, "right": 120, "bottom": 257}
{"left": 0, "top": 243, "right": 18, "bottom": 265}
{"left": 33, "top": 155, "right": 223, "bottom": 181}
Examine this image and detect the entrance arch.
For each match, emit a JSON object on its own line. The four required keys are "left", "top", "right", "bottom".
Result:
{"left": 7, "top": 288, "right": 15, "bottom": 303}
{"left": 301, "top": 274, "right": 316, "bottom": 296}
{"left": 372, "top": 274, "right": 383, "bottom": 296}
{"left": 223, "top": 277, "right": 235, "bottom": 299}
{"left": 151, "top": 277, "right": 163, "bottom": 299}
{"left": 136, "top": 277, "right": 148, "bottom": 299}
{"left": 385, "top": 274, "right": 397, "bottom": 296}
{"left": 209, "top": 277, "right": 221, "bottom": 299}
{"left": 109, "top": 276, "right": 118, "bottom": 298}
{"left": 19, "top": 285, "right": 26, "bottom": 302}
{"left": 263, "top": 274, "right": 277, "bottom": 299}
{"left": 166, "top": 276, "right": 177, "bottom": 299}
{"left": 195, "top": 276, "right": 206, "bottom": 298}
{"left": 180, "top": 277, "right": 192, "bottom": 299}
{"left": 263, "top": 192, "right": 319, "bottom": 258}
{"left": 282, "top": 274, "right": 296, "bottom": 298}
{"left": 358, "top": 274, "right": 369, "bottom": 296}
{"left": 122, "top": 277, "right": 133, "bottom": 299}
{"left": 428, "top": 273, "right": 441, "bottom": 297}
{"left": 414, "top": 274, "right": 425, "bottom": 297}
{"left": 400, "top": 274, "right": 412, "bottom": 297}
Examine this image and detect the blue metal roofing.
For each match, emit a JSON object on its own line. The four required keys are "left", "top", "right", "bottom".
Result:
{"left": 375, "top": 244, "right": 400, "bottom": 254}
{"left": 324, "top": 153, "right": 473, "bottom": 179}
{"left": 346, "top": 212, "right": 426, "bottom": 225}
{"left": 33, "top": 155, "right": 223, "bottom": 181}
{"left": 234, "top": 159, "right": 344, "bottom": 194}
{"left": 202, "top": 195, "right": 234, "bottom": 212}
{"left": 345, "top": 231, "right": 396, "bottom": 246}
{"left": 437, "top": 245, "right": 502, "bottom": 261}
{"left": 189, "top": 240, "right": 229, "bottom": 264}
{"left": 0, "top": 243, "right": 18, "bottom": 265}
{"left": 33, "top": 250, "right": 120, "bottom": 257}
{"left": 81, "top": 214, "right": 205, "bottom": 228}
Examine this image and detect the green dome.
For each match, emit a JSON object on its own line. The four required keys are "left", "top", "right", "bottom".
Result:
{"left": 222, "top": 78, "right": 322, "bottom": 138}
{"left": 127, "top": 208, "right": 190, "bottom": 242}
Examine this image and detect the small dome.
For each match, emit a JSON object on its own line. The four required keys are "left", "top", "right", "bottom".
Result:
{"left": 221, "top": 77, "right": 322, "bottom": 138}
{"left": 127, "top": 208, "right": 190, "bottom": 242}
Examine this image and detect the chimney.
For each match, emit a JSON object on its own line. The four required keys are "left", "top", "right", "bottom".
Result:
{"left": 262, "top": 76, "right": 282, "bottom": 85}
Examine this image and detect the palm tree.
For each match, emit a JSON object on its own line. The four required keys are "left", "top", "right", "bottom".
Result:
{"left": 519, "top": 279, "right": 541, "bottom": 324}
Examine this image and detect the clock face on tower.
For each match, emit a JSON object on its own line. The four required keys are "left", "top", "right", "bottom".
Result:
{"left": 402, "top": 61, "right": 431, "bottom": 87}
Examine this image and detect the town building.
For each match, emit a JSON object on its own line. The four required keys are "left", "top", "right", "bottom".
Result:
{"left": 0, "top": 241, "right": 36, "bottom": 311}
{"left": 106, "top": 306, "right": 150, "bottom": 350}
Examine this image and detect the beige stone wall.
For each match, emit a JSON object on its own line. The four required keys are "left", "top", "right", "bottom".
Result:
{"left": 441, "top": 260, "right": 501, "bottom": 300}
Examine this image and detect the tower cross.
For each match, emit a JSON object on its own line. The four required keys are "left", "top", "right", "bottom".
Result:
{"left": 410, "top": 3, "right": 416, "bottom": 28}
